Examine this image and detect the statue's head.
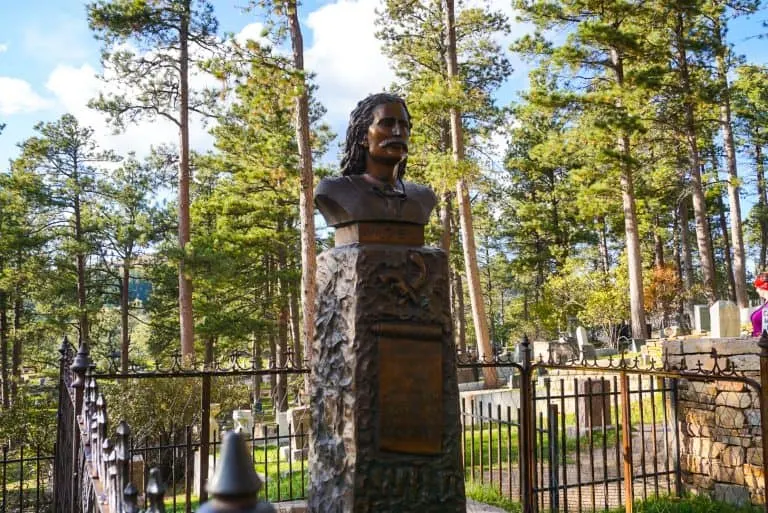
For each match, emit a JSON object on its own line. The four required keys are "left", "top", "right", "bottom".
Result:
{"left": 340, "top": 93, "right": 411, "bottom": 181}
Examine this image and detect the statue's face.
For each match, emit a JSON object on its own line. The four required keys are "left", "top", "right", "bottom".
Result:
{"left": 364, "top": 102, "right": 410, "bottom": 168}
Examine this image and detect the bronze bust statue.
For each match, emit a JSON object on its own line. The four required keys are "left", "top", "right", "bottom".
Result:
{"left": 314, "top": 94, "right": 437, "bottom": 229}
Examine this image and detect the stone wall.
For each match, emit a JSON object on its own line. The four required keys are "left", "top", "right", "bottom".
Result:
{"left": 662, "top": 338, "right": 764, "bottom": 506}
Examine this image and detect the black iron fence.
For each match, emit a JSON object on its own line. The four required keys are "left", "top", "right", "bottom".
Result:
{"left": 457, "top": 336, "right": 768, "bottom": 513}
{"left": 460, "top": 374, "right": 680, "bottom": 512}
{"left": 0, "top": 445, "right": 54, "bottom": 513}
{"left": 34, "top": 333, "right": 768, "bottom": 513}
{"left": 129, "top": 424, "right": 309, "bottom": 512}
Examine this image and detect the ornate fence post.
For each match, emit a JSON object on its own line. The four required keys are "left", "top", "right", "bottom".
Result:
{"left": 96, "top": 393, "right": 107, "bottom": 480}
{"left": 619, "top": 353, "right": 633, "bottom": 513}
{"left": 145, "top": 468, "right": 167, "bottom": 513}
{"left": 198, "top": 431, "right": 275, "bottom": 513}
{"left": 758, "top": 331, "right": 768, "bottom": 511}
{"left": 104, "top": 438, "right": 118, "bottom": 513}
{"left": 518, "top": 335, "right": 535, "bottom": 513}
{"left": 123, "top": 482, "right": 140, "bottom": 513}
{"left": 115, "top": 421, "right": 131, "bottom": 513}
{"left": 70, "top": 341, "right": 90, "bottom": 513}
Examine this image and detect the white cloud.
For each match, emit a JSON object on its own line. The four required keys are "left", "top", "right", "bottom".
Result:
{"left": 0, "top": 43, "right": 8, "bottom": 54}
{"left": 235, "top": 23, "right": 268, "bottom": 47}
{"left": 44, "top": 63, "right": 212, "bottom": 158}
{"left": 0, "top": 77, "right": 51, "bottom": 115}
{"left": 305, "top": 0, "right": 395, "bottom": 125}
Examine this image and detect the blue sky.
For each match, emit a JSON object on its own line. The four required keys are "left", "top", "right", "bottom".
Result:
{"left": 0, "top": 1, "right": 765, "bottom": 174}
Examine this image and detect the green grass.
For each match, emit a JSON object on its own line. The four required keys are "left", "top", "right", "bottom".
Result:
{"left": 164, "top": 444, "right": 308, "bottom": 511}
{"left": 463, "top": 493, "right": 762, "bottom": 513}
{"left": 465, "top": 482, "right": 522, "bottom": 512}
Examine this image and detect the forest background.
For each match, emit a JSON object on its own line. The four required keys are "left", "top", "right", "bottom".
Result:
{"left": 1, "top": 0, "right": 768, "bottom": 445}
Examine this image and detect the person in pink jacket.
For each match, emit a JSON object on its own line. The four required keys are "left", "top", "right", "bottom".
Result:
{"left": 750, "top": 273, "right": 768, "bottom": 336}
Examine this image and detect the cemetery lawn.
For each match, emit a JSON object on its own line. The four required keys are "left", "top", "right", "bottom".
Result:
{"left": 463, "top": 392, "right": 665, "bottom": 466}
{"left": 465, "top": 482, "right": 521, "bottom": 512}
{"left": 165, "top": 444, "right": 307, "bottom": 511}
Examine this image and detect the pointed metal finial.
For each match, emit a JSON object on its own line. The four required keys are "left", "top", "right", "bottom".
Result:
{"left": 145, "top": 468, "right": 166, "bottom": 513}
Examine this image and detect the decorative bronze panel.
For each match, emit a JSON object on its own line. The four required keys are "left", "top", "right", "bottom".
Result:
{"left": 378, "top": 337, "right": 443, "bottom": 454}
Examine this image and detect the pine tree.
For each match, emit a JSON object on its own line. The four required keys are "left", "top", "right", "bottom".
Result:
{"left": 88, "top": 0, "right": 220, "bottom": 358}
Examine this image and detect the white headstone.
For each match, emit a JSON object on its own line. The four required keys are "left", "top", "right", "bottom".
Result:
{"left": 740, "top": 306, "right": 758, "bottom": 326}
{"left": 709, "top": 300, "right": 740, "bottom": 338}
{"left": 232, "top": 409, "right": 254, "bottom": 436}
{"left": 693, "top": 305, "right": 710, "bottom": 333}
{"left": 576, "top": 326, "right": 589, "bottom": 348}
{"left": 277, "top": 411, "right": 289, "bottom": 445}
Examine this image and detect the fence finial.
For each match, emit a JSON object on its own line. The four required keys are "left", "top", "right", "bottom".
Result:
{"left": 145, "top": 467, "right": 166, "bottom": 513}
{"left": 123, "top": 482, "right": 139, "bottom": 513}
{"left": 199, "top": 431, "right": 275, "bottom": 512}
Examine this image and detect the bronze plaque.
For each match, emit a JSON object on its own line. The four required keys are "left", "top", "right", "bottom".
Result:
{"left": 378, "top": 337, "right": 443, "bottom": 454}
{"left": 335, "top": 222, "right": 425, "bottom": 246}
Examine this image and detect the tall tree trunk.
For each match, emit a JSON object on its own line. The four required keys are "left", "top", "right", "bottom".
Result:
{"left": 680, "top": 197, "right": 694, "bottom": 318}
{"left": 675, "top": 11, "right": 716, "bottom": 302}
{"left": 178, "top": 0, "right": 195, "bottom": 358}
{"left": 609, "top": 47, "right": 647, "bottom": 339}
{"left": 286, "top": 0, "right": 316, "bottom": 365}
{"left": 717, "top": 190, "right": 736, "bottom": 301}
{"left": 598, "top": 216, "right": 610, "bottom": 274}
{"left": 73, "top": 191, "right": 89, "bottom": 347}
{"left": 120, "top": 258, "right": 130, "bottom": 373}
{"left": 673, "top": 208, "right": 686, "bottom": 328}
{"left": 0, "top": 290, "right": 8, "bottom": 409}
{"left": 756, "top": 140, "right": 767, "bottom": 271}
{"left": 276, "top": 228, "right": 289, "bottom": 413}
{"left": 654, "top": 218, "right": 665, "bottom": 268}
{"left": 289, "top": 282, "right": 302, "bottom": 364}
{"left": 454, "top": 270, "right": 466, "bottom": 353}
{"left": 444, "top": 0, "right": 496, "bottom": 384}
{"left": 11, "top": 291, "right": 22, "bottom": 403}
{"left": 714, "top": 15, "right": 747, "bottom": 307}
{"left": 251, "top": 332, "right": 262, "bottom": 404}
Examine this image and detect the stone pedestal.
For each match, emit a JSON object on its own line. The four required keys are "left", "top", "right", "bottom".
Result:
{"left": 309, "top": 243, "right": 465, "bottom": 513}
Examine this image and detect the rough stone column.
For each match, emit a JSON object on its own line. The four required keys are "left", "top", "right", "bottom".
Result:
{"left": 309, "top": 240, "right": 466, "bottom": 512}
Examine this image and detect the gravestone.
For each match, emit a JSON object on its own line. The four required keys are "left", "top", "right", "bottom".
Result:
{"left": 232, "top": 409, "right": 254, "bottom": 436}
{"left": 739, "top": 306, "right": 758, "bottom": 327}
{"left": 710, "top": 300, "right": 740, "bottom": 338}
{"left": 309, "top": 94, "right": 465, "bottom": 513}
{"left": 578, "top": 380, "right": 612, "bottom": 430}
{"left": 281, "top": 405, "right": 311, "bottom": 461}
{"left": 576, "top": 326, "right": 596, "bottom": 360}
{"left": 693, "top": 305, "right": 710, "bottom": 334}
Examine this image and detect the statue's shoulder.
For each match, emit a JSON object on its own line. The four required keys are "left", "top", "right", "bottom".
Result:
{"left": 315, "top": 175, "right": 354, "bottom": 195}
{"left": 403, "top": 181, "right": 437, "bottom": 207}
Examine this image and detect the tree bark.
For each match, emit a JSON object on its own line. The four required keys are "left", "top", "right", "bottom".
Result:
{"left": 609, "top": 47, "right": 647, "bottom": 339}
{"left": 598, "top": 216, "right": 610, "bottom": 274}
{"left": 454, "top": 270, "right": 466, "bottom": 353}
{"left": 757, "top": 140, "right": 768, "bottom": 270}
{"left": 717, "top": 191, "right": 736, "bottom": 301}
{"left": 286, "top": 0, "right": 316, "bottom": 366}
{"left": 654, "top": 219, "right": 665, "bottom": 268}
{"left": 178, "top": 0, "right": 195, "bottom": 358}
{"left": 444, "top": 0, "right": 496, "bottom": 384}
{"left": 0, "top": 290, "right": 8, "bottom": 408}
{"left": 680, "top": 196, "right": 694, "bottom": 319}
{"left": 675, "top": 11, "right": 717, "bottom": 302}
{"left": 289, "top": 281, "right": 302, "bottom": 364}
{"left": 714, "top": 15, "right": 747, "bottom": 307}
{"left": 276, "top": 226, "right": 290, "bottom": 413}
{"left": 121, "top": 259, "right": 130, "bottom": 373}
{"left": 11, "top": 291, "right": 21, "bottom": 403}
